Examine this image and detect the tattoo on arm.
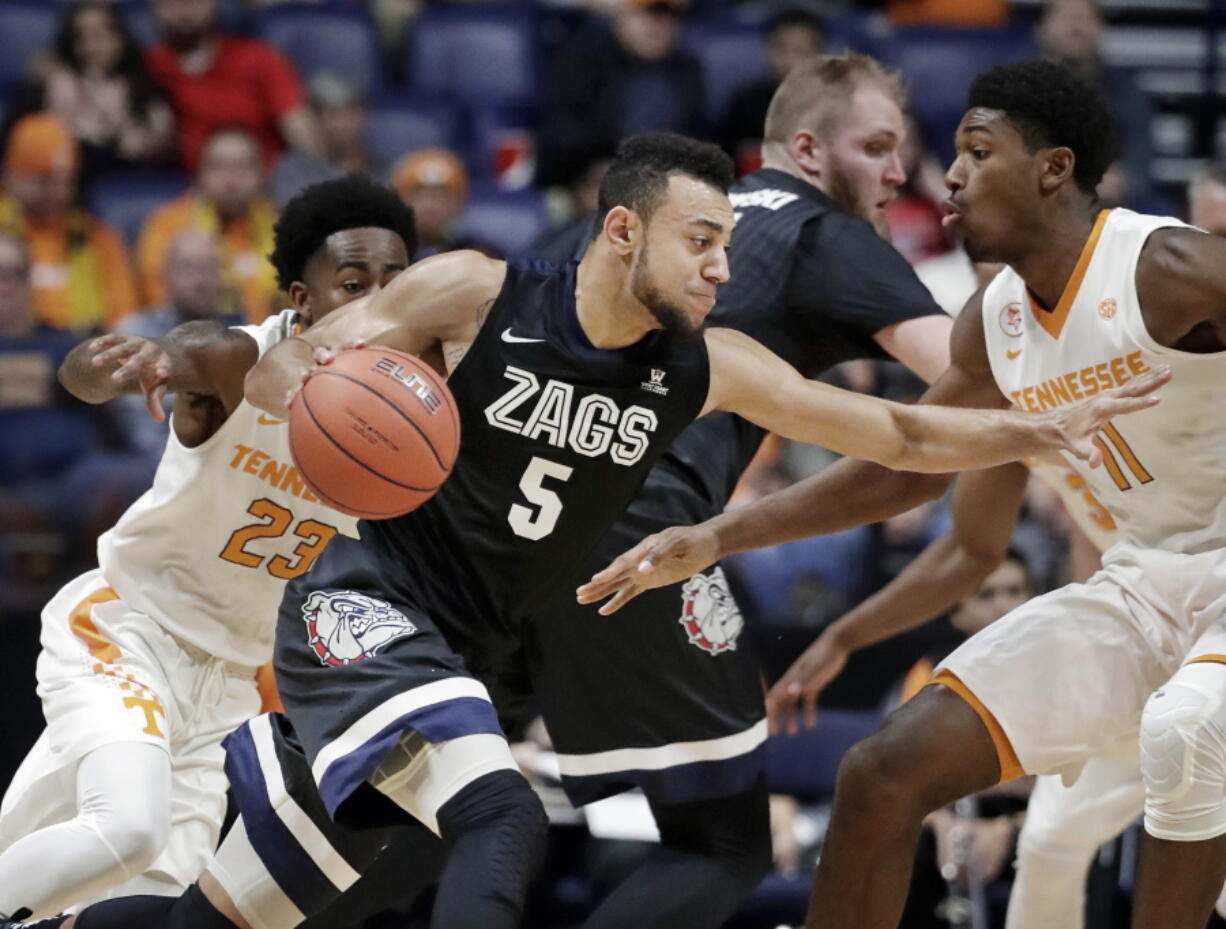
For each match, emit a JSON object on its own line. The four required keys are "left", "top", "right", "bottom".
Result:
{"left": 446, "top": 298, "right": 496, "bottom": 372}
{"left": 475, "top": 297, "right": 494, "bottom": 330}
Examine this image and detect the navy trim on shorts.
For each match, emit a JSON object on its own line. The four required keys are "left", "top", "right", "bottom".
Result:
{"left": 560, "top": 742, "right": 767, "bottom": 807}
{"left": 317, "top": 697, "right": 504, "bottom": 816}
{"left": 223, "top": 723, "right": 341, "bottom": 916}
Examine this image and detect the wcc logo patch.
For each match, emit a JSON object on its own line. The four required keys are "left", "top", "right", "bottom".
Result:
{"left": 303, "top": 591, "right": 417, "bottom": 666}
{"left": 640, "top": 368, "right": 669, "bottom": 396}
{"left": 678, "top": 567, "right": 743, "bottom": 655}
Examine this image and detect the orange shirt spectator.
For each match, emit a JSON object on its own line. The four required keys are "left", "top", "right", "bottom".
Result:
{"left": 1, "top": 114, "right": 138, "bottom": 332}
{"left": 887, "top": 0, "right": 1009, "bottom": 26}
{"left": 137, "top": 127, "right": 279, "bottom": 321}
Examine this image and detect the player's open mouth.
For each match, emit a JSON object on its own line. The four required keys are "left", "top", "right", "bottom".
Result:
{"left": 941, "top": 200, "right": 962, "bottom": 229}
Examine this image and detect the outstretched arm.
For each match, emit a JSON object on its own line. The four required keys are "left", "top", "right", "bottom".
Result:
{"left": 577, "top": 290, "right": 1166, "bottom": 613}
{"left": 245, "top": 251, "right": 505, "bottom": 418}
{"left": 59, "top": 322, "right": 257, "bottom": 446}
{"left": 764, "top": 462, "right": 1029, "bottom": 735}
{"left": 693, "top": 291, "right": 998, "bottom": 556}
{"left": 702, "top": 327, "right": 1165, "bottom": 475}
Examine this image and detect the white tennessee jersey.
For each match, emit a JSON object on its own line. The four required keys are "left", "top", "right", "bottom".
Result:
{"left": 983, "top": 208, "right": 1226, "bottom": 556}
{"left": 1026, "top": 456, "right": 1120, "bottom": 554}
{"left": 98, "top": 309, "right": 359, "bottom": 666}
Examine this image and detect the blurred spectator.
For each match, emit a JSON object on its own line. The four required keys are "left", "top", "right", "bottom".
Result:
{"left": 719, "top": 9, "right": 825, "bottom": 170}
{"left": 0, "top": 114, "right": 139, "bottom": 332}
{"left": 882, "top": 116, "right": 948, "bottom": 265}
{"left": 115, "top": 229, "right": 238, "bottom": 456}
{"left": 1189, "top": 162, "right": 1226, "bottom": 236}
{"left": 138, "top": 126, "right": 280, "bottom": 322}
{"left": 146, "top": 0, "right": 321, "bottom": 172}
{"left": 537, "top": 0, "right": 704, "bottom": 187}
{"left": 531, "top": 155, "right": 610, "bottom": 261}
{"left": 0, "top": 233, "right": 103, "bottom": 591}
{"left": 393, "top": 149, "right": 498, "bottom": 258}
{"left": 270, "top": 73, "right": 381, "bottom": 208}
{"left": 44, "top": 0, "right": 176, "bottom": 184}
{"left": 1036, "top": 0, "right": 1156, "bottom": 210}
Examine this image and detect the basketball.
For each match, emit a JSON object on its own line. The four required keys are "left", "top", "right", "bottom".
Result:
{"left": 288, "top": 347, "right": 460, "bottom": 519}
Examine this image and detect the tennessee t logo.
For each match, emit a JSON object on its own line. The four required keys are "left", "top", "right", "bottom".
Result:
{"left": 124, "top": 696, "right": 166, "bottom": 737}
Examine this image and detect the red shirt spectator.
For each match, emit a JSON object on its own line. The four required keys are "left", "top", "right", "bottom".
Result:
{"left": 146, "top": 36, "right": 305, "bottom": 171}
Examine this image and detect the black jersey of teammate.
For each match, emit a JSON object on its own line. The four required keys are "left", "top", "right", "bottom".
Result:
{"left": 365, "top": 258, "right": 709, "bottom": 636}
{"left": 653, "top": 168, "right": 944, "bottom": 511}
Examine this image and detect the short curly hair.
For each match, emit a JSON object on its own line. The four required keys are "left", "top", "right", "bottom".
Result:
{"left": 968, "top": 59, "right": 1116, "bottom": 196}
{"left": 270, "top": 175, "right": 417, "bottom": 290}
{"left": 593, "top": 133, "right": 734, "bottom": 238}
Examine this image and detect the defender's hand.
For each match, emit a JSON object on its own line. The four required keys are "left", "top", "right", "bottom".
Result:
{"left": 576, "top": 524, "right": 721, "bottom": 615}
{"left": 1050, "top": 365, "right": 1169, "bottom": 466}
{"left": 765, "top": 628, "right": 850, "bottom": 736}
{"left": 90, "top": 333, "right": 170, "bottom": 421}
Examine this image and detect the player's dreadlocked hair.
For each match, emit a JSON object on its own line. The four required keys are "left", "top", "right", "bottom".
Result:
{"left": 593, "top": 133, "right": 734, "bottom": 238}
{"left": 968, "top": 60, "right": 1116, "bottom": 197}
{"left": 270, "top": 175, "right": 418, "bottom": 289}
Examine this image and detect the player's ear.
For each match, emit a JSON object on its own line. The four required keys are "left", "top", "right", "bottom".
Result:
{"left": 1039, "top": 146, "right": 1075, "bottom": 193}
{"left": 788, "top": 128, "right": 825, "bottom": 177}
{"left": 603, "top": 206, "right": 638, "bottom": 256}
{"left": 288, "top": 281, "right": 312, "bottom": 321}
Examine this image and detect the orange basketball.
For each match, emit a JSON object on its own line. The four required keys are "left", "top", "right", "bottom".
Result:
{"left": 288, "top": 347, "right": 460, "bottom": 519}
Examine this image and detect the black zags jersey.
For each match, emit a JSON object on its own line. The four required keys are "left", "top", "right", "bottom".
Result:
{"left": 365, "top": 258, "right": 710, "bottom": 640}
{"left": 649, "top": 168, "right": 945, "bottom": 511}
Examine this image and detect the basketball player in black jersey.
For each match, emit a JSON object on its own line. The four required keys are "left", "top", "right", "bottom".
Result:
{"left": 520, "top": 53, "right": 952, "bottom": 929}
{"left": 5, "top": 133, "right": 1162, "bottom": 929}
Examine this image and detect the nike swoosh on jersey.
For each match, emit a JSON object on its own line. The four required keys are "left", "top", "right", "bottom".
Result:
{"left": 1006, "top": 349, "right": 1023, "bottom": 360}
{"left": 257, "top": 414, "right": 286, "bottom": 425}
{"left": 502, "top": 328, "right": 545, "bottom": 344}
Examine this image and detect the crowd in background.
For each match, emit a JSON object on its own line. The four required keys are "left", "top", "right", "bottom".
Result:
{"left": 0, "top": 0, "right": 1223, "bottom": 926}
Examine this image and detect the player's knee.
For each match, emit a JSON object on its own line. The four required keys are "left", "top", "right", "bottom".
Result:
{"left": 1141, "top": 676, "right": 1226, "bottom": 841}
{"left": 434, "top": 769, "right": 548, "bottom": 921}
{"left": 80, "top": 799, "right": 170, "bottom": 879}
{"left": 437, "top": 768, "right": 547, "bottom": 844}
{"left": 836, "top": 733, "right": 918, "bottom": 816}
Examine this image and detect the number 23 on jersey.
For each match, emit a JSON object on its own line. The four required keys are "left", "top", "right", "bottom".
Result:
{"left": 220, "top": 498, "right": 340, "bottom": 579}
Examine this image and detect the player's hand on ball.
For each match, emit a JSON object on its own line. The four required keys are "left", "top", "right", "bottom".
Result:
{"left": 765, "top": 628, "right": 849, "bottom": 736}
{"left": 576, "top": 524, "right": 720, "bottom": 615}
{"left": 284, "top": 340, "right": 369, "bottom": 411}
{"left": 1049, "top": 364, "right": 1169, "bottom": 466}
{"left": 90, "top": 334, "right": 170, "bottom": 421}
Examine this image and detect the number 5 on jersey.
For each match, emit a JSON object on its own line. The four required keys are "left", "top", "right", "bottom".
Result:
{"left": 509, "top": 456, "right": 573, "bottom": 540}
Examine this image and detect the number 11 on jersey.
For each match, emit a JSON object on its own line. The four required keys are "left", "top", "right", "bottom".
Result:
{"left": 509, "top": 456, "right": 573, "bottom": 540}
{"left": 1093, "top": 422, "right": 1154, "bottom": 491}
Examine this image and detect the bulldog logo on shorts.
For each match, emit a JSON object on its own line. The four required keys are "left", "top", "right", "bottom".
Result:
{"left": 679, "top": 567, "right": 743, "bottom": 655}
{"left": 303, "top": 591, "right": 418, "bottom": 666}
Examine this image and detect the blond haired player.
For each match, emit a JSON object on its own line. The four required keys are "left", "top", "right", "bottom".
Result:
{"left": 0, "top": 178, "right": 415, "bottom": 920}
{"left": 579, "top": 60, "right": 1226, "bottom": 929}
